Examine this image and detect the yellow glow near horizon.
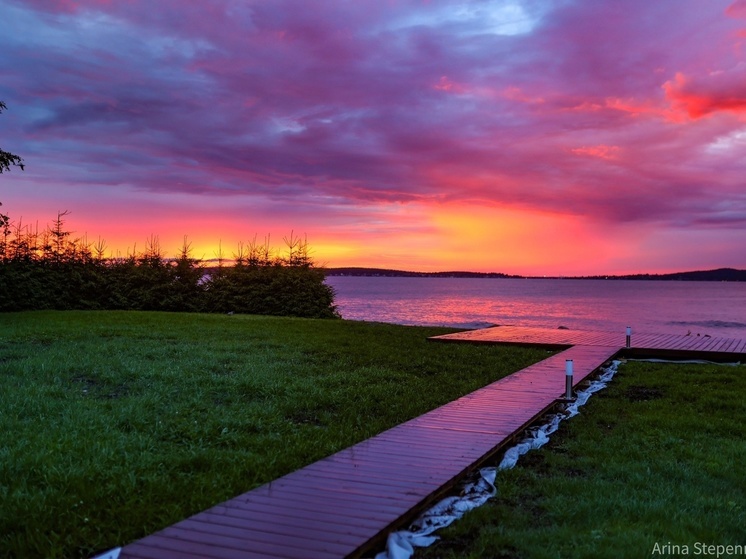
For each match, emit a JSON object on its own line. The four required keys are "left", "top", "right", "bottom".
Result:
{"left": 426, "top": 203, "right": 629, "bottom": 275}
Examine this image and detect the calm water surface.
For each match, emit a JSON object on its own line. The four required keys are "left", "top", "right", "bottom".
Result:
{"left": 325, "top": 276, "right": 746, "bottom": 339}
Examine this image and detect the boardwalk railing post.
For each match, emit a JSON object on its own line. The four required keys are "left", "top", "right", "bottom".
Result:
{"left": 565, "top": 359, "right": 574, "bottom": 400}
{"left": 626, "top": 326, "right": 632, "bottom": 348}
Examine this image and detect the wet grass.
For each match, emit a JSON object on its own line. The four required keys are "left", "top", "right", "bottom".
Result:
{"left": 417, "top": 360, "right": 746, "bottom": 559}
{"left": 0, "top": 310, "right": 551, "bottom": 559}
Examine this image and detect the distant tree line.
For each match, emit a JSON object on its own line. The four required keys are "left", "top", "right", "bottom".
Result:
{"left": 325, "top": 267, "right": 519, "bottom": 278}
{"left": 0, "top": 211, "right": 338, "bottom": 318}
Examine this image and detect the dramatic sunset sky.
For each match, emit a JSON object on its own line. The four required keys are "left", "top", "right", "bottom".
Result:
{"left": 1, "top": 0, "right": 745, "bottom": 275}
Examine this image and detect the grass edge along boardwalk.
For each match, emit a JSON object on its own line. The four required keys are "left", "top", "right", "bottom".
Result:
{"left": 110, "top": 343, "right": 621, "bottom": 559}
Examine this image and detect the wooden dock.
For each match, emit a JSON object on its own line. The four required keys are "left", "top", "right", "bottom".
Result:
{"left": 104, "top": 326, "right": 745, "bottom": 559}
{"left": 430, "top": 325, "right": 746, "bottom": 361}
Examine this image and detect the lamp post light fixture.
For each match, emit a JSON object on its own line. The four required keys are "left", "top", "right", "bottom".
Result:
{"left": 565, "top": 359, "right": 574, "bottom": 400}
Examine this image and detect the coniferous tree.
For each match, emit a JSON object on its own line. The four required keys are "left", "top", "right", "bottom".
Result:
{"left": 0, "top": 214, "right": 339, "bottom": 316}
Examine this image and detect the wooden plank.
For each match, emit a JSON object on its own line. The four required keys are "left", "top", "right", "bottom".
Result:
{"left": 318, "top": 447, "right": 466, "bottom": 471}
{"left": 716, "top": 338, "right": 737, "bottom": 352}
{"left": 685, "top": 335, "right": 713, "bottom": 349}
{"left": 320, "top": 450, "right": 476, "bottom": 476}
{"left": 368, "top": 432, "right": 497, "bottom": 456}
{"left": 676, "top": 335, "right": 707, "bottom": 350}
{"left": 657, "top": 334, "right": 685, "bottom": 350}
{"left": 257, "top": 483, "right": 409, "bottom": 515}
{"left": 264, "top": 476, "right": 424, "bottom": 504}
{"left": 634, "top": 332, "right": 673, "bottom": 349}
{"left": 292, "top": 466, "right": 444, "bottom": 492}
{"left": 694, "top": 336, "right": 718, "bottom": 351}
{"left": 215, "top": 493, "right": 390, "bottom": 523}
{"left": 124, "top": 533, "right": 288, "bottom": 559}
{"left": 171, "top": 518, "right": 357, "bottom": 555}
{"left": 121, "top": 541, "right": 210, "bottom": 559}
{"left": 204, "top": 504, "right": 384, "bottom": 537}
{"left": 713, "top": 337, "right": 735, "bottom": 352}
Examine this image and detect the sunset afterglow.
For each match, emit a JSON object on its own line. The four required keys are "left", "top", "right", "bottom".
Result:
{"left": 2, "top": 0, "right": 745, "bottom": 275}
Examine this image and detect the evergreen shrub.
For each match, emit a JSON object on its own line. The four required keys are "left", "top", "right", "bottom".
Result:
{"left": 0, "top": 213, "right": 338, "bottom": 318}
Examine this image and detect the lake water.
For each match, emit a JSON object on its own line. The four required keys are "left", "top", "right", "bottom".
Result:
{"left": 325, "top": 276, "right": 746, "bottom": 339}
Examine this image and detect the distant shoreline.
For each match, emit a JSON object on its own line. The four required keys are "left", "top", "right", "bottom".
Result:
{"left": 324, "top": 267, "right": 746, "bottom": 282}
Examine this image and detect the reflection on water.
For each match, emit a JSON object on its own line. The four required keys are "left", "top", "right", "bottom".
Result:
{"left": 325, "top": 277, "right": 746, "bottom": 339}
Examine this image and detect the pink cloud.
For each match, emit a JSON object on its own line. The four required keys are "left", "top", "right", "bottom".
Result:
{"left": 664, "top": 67, "right": 746, "bottom": 118}
{"left": 3, "top": 0, "right": 746, "bottom": 273}
{"left": 433, "top": 76, "right": 468, "bottom": 94}
{"left": 570, "top": 145, "right": 621, "bottom": 160}
{"left": 502, "top": 86, "right": 545, "bottom": 104}
{"left": 726, "top": 0, "right": 746, "bottom": 18}
{"left": 602, "top": 97, "right": 669, "bottom": 119}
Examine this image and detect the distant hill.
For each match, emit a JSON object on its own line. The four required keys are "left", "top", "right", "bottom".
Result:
{"left": 581, "top": 268, "right": 746, "bottom": 282}
{"left": 324, "top": 267, "right": 746, "bottom": 281}
{"left": 323, "top": 267, "right": 519, "bottom": 278}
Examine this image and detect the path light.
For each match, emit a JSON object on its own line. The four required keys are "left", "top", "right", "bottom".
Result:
{"left": 626, "top": 326, "right": 632, "bottom": 348}
{"left": 565, "top": 359, "right": 574, "bottom": 400}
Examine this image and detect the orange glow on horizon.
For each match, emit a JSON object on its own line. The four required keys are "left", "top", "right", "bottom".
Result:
{"left": 427, "top": 203, "right": 615, "bottom": 275}
{"left": 3, "top": 192, "right": 739, "bottom": 277}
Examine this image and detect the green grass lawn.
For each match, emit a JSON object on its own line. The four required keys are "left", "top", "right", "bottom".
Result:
{"left": 0, "top": 310, "right": 550, "bottom": 559}
{"left": 417, "top": 360, "right": 746, "bottom": 559}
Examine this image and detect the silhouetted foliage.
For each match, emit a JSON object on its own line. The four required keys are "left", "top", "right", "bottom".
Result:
{"left": 0, "top": 211, "right": 338, "bottom": 318}
{"left": 0, "top": 101, "right": 25, "bottom": 175}
{"left": 1, "top": 101, "right": 26, "bottom": 230}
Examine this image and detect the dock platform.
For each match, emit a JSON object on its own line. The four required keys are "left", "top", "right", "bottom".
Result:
{"left": 430, "top": 325, "right": 746, "bottom": 361}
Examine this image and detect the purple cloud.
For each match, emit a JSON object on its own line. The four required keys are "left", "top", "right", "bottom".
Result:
{"left": 1, "top": 0, "right": 745, "bottom": 271}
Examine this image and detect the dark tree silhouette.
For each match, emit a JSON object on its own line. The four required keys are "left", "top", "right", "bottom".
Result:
{"left": 1, "top": 100, "right": 25, "bottom": 229}
{"left": 0, "top": 101, "right": 25, "bottom": 174}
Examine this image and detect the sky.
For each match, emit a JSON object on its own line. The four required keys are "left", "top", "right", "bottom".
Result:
{"left": 1, "top": 0, "right": 745, "bottom": 275}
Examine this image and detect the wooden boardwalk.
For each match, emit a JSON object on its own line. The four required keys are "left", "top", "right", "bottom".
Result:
{"left": 104, "top": 325, "right": 744, "bottom": 559}
{"left": 108, "top": 344, "right": 620, "bottom": 559}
